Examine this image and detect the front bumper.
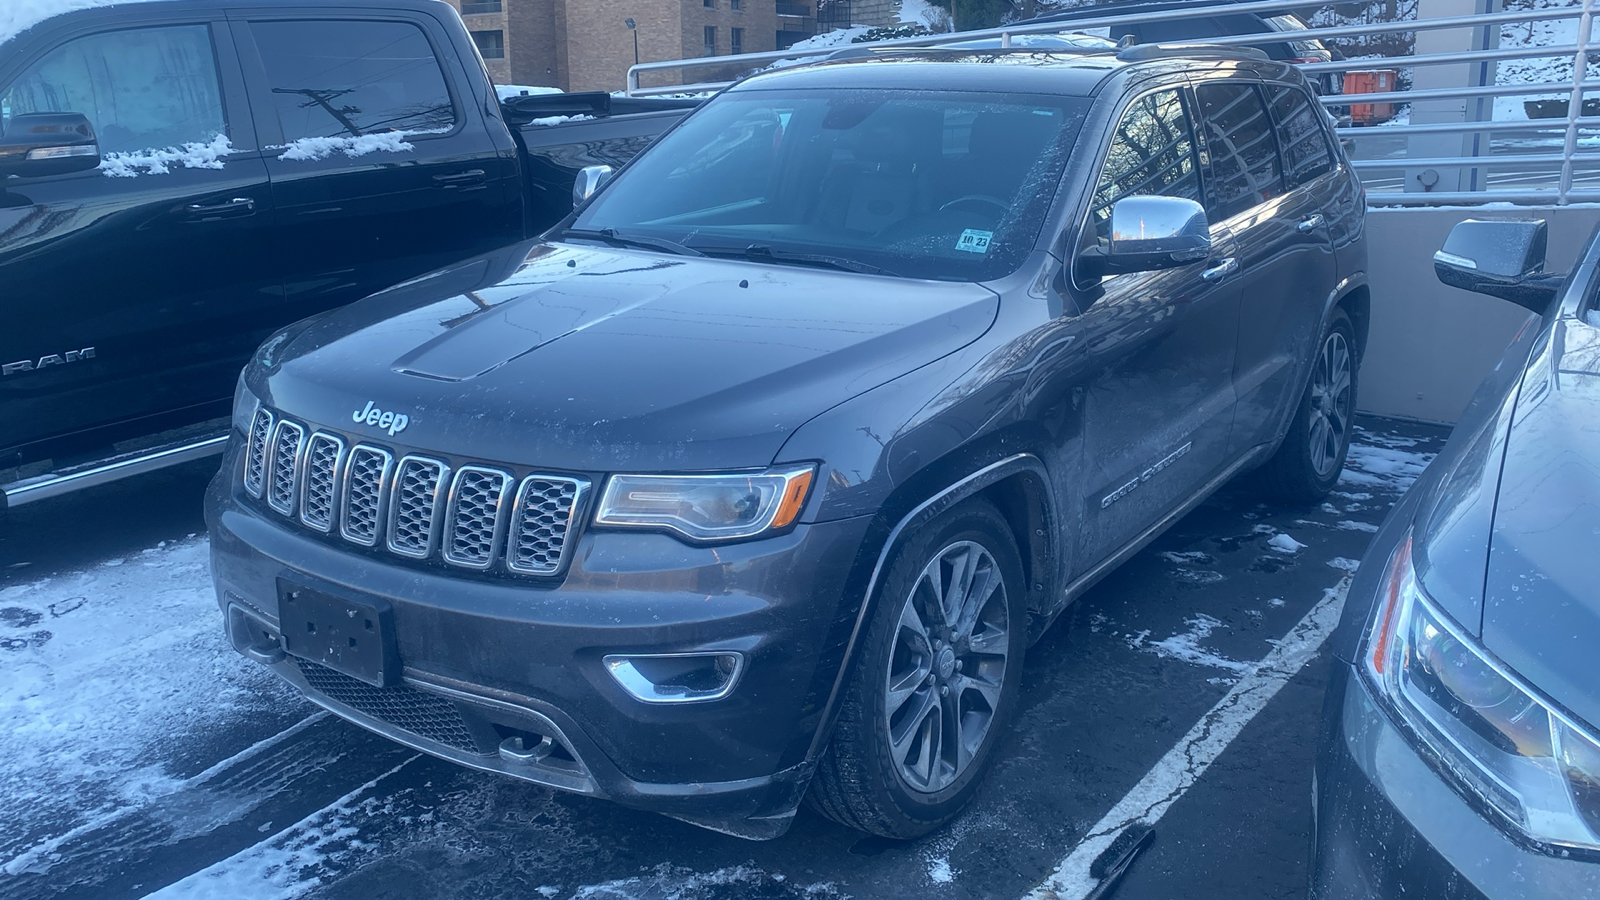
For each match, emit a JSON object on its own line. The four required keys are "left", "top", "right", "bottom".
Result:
{"left": 205, "top": 467, "right": 874, "bottom": 839}
{"left": 1311, "top": 661, "right": 1600, "bottom": 899}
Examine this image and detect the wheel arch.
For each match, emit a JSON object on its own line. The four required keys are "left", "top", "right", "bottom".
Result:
{"left": 802, "top": 440, "right": 1060, "bottom": 767}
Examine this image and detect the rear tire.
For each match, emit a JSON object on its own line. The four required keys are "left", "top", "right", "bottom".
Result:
{"left": 1257, "top": 308, "right": 1357, "bottom": 504}
{"left": 807, "top": 497, "right": 1025, "bottom": 838}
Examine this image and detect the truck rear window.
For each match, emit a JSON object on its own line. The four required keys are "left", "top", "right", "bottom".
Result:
{"left": 570, "top": 88, "right": 1091, "bottom": 282}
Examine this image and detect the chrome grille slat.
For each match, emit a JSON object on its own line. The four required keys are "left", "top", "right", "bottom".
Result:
{"left": 507, "top": 476, "right": 588, "bottom": 576}
{"left": 341, "top": 445, "right": 394, "bottom": 547}
{"left": 266, "top": 420, "right": 306, "bottom": 516}
{"left": 247, "top": 409, "right": 582, "bottom": 575}
{"left": 444, "top": 467, "right": 512, "bottom": 569}
{"left": 299, "top": 433, "right": 345, "bottom": 533}
{"left": 243, "top": 408, "right": 274, "bottom": 498}
{"left": 388, "top": 456, "right": 449, "bottom": 559}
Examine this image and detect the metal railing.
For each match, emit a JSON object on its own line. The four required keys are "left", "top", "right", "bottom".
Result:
{"left": 624, "top": 0, "right": 1600, "bottom": 206}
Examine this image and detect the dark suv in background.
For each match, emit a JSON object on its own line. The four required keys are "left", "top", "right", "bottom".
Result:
{"left": 208, "top": 43, "right": 1366, "bottom": 840}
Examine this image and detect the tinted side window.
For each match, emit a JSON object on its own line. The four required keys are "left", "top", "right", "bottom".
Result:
{"left": 1195, "top": 82, "right": 1283, "bottom": 220}
{"left": 250, "top": 20, "right": 456, "bottom": 142}
{"left": 1266, "top": 84, "right": 1334, "bottom": 188}
{"left": 1090, "top": 89, "right": 1202, "bottom": 243}
{"left": 1, "top": 25, "right": 225, "bottom": 155}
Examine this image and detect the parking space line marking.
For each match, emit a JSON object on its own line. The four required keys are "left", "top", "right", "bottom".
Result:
{"left": 1024, "top": 576, "right": 1352, "bottom": 900}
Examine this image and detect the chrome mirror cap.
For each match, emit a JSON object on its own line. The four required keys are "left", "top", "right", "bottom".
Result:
{"left": 572, "top": 164, "right": 615, "bottom": 206}
{"left": 1107, "top": 195, "right": 1212, "bottom": 261}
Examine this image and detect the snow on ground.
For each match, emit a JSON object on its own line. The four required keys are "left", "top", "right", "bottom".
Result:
{"left": 99, "top": 135, "right": 233, "bottom": 178}
{"left": 1339, "top": 442, "right": 1433, "bottom": 491}
{"left": 1267, "top": 533, "right": 1307, "bottom": 554}
{"left": 1130, "top": 614, "right": 1250, "bottom": 673}
{"left": 525, "top": 114, "right": 595, "bottom": 127}
{"left": 0, "top": 0, "right": 157, "bottom": 44}
{"left": 0, "top": 537, "right": 301, "bottom": 872}
{"left": 566, "top": 863, "right": 844, "bottom": 899}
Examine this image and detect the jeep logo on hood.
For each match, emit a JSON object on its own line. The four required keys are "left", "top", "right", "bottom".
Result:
{"left": 352, "top": 401, "right": 409, "bottom": 436}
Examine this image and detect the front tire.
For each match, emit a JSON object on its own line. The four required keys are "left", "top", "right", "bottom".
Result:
{"left": 1258, "top": 308, "right": 1358, "bottom": 504}
{"left": 807, "top": 497, "right": 1025, "bottom": 838}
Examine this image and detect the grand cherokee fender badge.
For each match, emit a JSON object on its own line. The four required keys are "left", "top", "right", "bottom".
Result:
{"left": 1100, "top": 441, "right": 1192, "bottom": 510}
{"left": 352, "top": 401, "right": 409, "bottom": 436}
{"left": 2, "top": 347, "right": 95, "bottom": 376}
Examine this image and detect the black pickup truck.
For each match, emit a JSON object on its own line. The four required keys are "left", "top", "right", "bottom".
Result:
{"left": 0, "top": 0, "right": 693, "bottom": 513}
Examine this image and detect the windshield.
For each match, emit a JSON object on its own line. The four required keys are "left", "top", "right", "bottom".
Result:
{"left": 568, "top": 88, "right": 1092, "bottom": 281}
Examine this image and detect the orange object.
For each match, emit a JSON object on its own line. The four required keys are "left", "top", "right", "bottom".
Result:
{"left": 1344, "top": 69, "right": 1399, "bottom": 126}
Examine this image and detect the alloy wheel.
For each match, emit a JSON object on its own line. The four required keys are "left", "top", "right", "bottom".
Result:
{"left": 1308, "top": 330, "right": 1353, "bottom": 477}
{"left": 883, "top": 540, "right": 1011, "bottom": 794}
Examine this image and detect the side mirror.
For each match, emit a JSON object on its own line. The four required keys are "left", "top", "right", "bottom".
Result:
{"left": 1080, "top": 195, "right": 1212, "bottom": 278}
{"left": 0, "top": 112, "right": 101, "bottom": 178}
{"left": 1434, "top": 219, "right": 1563, "bottom": 314}
{"left": 572, "top": 164, "right": 615, "bottom": 206}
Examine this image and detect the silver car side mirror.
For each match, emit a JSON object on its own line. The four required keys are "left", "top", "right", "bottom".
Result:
{"left": 572, "top": 164, "right": 615, "bottom": 206}
{"left": 1081, "top": 195, "right": 1212, "bottom": 278}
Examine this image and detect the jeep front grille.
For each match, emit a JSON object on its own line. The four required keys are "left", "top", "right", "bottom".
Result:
{"left": 244, "top": 410, "right": 587, "bottom": 576}
{"left": 266, "top": 420, "right": 305, "bottom": 515}
{"left": 299, "top": 433, "right": 343, "bottom": 532}
{"left": 445, "top": 467, "right": 512, "bottom": 569}
{"left": 388, "top": 456, "right": 448, "bottom": 558}
{"left": 243, "top": 408, "right": 274, "bottom": 498}
{"left": 508, "top": 478, "right": 583, "bottom": 575}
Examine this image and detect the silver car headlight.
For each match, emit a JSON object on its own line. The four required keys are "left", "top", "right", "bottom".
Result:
{"left": 1364, "top": 534, "right": 1600, "bottom": 852}
{"left": 593, "top": 465, "right": 815, "bottom": 542}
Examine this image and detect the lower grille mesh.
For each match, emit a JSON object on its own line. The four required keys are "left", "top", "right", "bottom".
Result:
{"left": 295, "top": 658, "right": 480, "bottom": 753}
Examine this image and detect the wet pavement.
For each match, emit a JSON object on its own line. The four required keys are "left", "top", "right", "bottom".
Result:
{"left": 0, "top": 417, "right": 1447, "bottom": 900}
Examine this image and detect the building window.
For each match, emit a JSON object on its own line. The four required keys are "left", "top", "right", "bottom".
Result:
{"left": 704, "top": 0, "right": 715, "bottom": 7}
{"left": 704, "top": 25, "right": 716, "bottom": 56}
{"left": 730, "top": 27, "right": 743, "bottom": 55}
{"left": 471, "top": 29, "right": 504, "bottom": 59}
{"left": 459, "top": 0, "right": 502, "bottom": 14}
{"left": 731, "top": 0, "right": 742, "bottom": 9}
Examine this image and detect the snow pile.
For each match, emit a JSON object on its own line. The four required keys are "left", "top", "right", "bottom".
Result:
{"left": 1494, "top": 0, "right": 1592, "bottom": 121}
{"left": 524, "top": 114, "right": 595, "bottom": 127}
{"left": 0, "top": 538, "right": 301, "bottom": 872}
{"left": 1267, "top": 533, "right": 1308, "bottom": 554}
{"left": 276, "top": 129, "right": 447, "bottom": 162}
{"left": 495, "top": 84, "right": 562, "bottom": 101}
{"left": 781, "top": 26, "right": 872, "bottom": 53}
{"left": 899, "top": 0, "right": 947, "bottom": 29}
{"left": 1, "top": 0, "right": 157, "bottom": 44}
{"left": 99, "top": 134, "right": 232, "bottom": 178}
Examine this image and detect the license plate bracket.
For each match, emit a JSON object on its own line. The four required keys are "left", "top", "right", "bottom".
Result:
{"left": 278, "top": 581, "right": 399, "bottom": 687}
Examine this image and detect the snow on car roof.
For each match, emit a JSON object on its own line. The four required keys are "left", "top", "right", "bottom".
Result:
{"left": 1, "top": 0, "right": 160, "bottom": 45}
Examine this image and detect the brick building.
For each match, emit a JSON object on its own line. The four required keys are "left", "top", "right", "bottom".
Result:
{"left": 441, "top": 0, "right": 823, "bottom": 93}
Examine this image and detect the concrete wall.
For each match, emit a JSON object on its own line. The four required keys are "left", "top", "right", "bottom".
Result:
{"left": 1357, "top": 205, "right": 1600, "bottom": 423}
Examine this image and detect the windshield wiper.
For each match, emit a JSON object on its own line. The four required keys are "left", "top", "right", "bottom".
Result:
{"left": 556, "top": 227, "right": 704, "bottom": 257}
{"left": 705, "top": 244, "right": 897, "bottom": 277}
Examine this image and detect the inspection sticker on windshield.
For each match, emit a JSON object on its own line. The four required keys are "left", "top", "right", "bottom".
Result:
{"left": 956, "top": 229, "right": 993, "bottom": 254}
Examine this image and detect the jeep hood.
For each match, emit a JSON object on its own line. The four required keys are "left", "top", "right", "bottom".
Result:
{"left": 254, "top": 242, "right": 999, "bottom": 472}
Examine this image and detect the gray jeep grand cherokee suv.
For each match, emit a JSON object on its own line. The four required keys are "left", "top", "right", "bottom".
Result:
{"left": 207, "top": 44, "right": 1367, "bottom": 840}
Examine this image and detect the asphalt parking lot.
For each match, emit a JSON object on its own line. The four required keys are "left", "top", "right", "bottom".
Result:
{"left": 0, "top": 417, "right": 1445, "bottom": 900}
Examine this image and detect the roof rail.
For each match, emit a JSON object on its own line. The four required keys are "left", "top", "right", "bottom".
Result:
{"left": 1115, "top": 43, "right": 1271, "bottom": 63}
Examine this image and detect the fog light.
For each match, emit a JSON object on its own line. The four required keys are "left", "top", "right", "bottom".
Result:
{"left": 604, "top": 652, "right": 744, "bottom": 703}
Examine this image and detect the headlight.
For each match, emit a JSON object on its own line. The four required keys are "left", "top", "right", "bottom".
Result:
{"left": 232, "top": 376, "right": 261, "bottom": 437}
{"left": 594, "top": 465, "right": 815, "bottom": 542}
{"left": 1364, "top": 534, "right": 1600, "bottom": 851}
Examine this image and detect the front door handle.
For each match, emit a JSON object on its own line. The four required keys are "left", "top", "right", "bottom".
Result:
{"left": 1201, "top": 257, "right": 1239, "bottom": 283}
{"left": 184, "top": 197, "right": 255, "bottom": 219}
{"left": 433, "top": 168, "right": 487, "bottom": 186}
{"left": 1297, "top": 213, "right": 1327, "bottom": 234}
